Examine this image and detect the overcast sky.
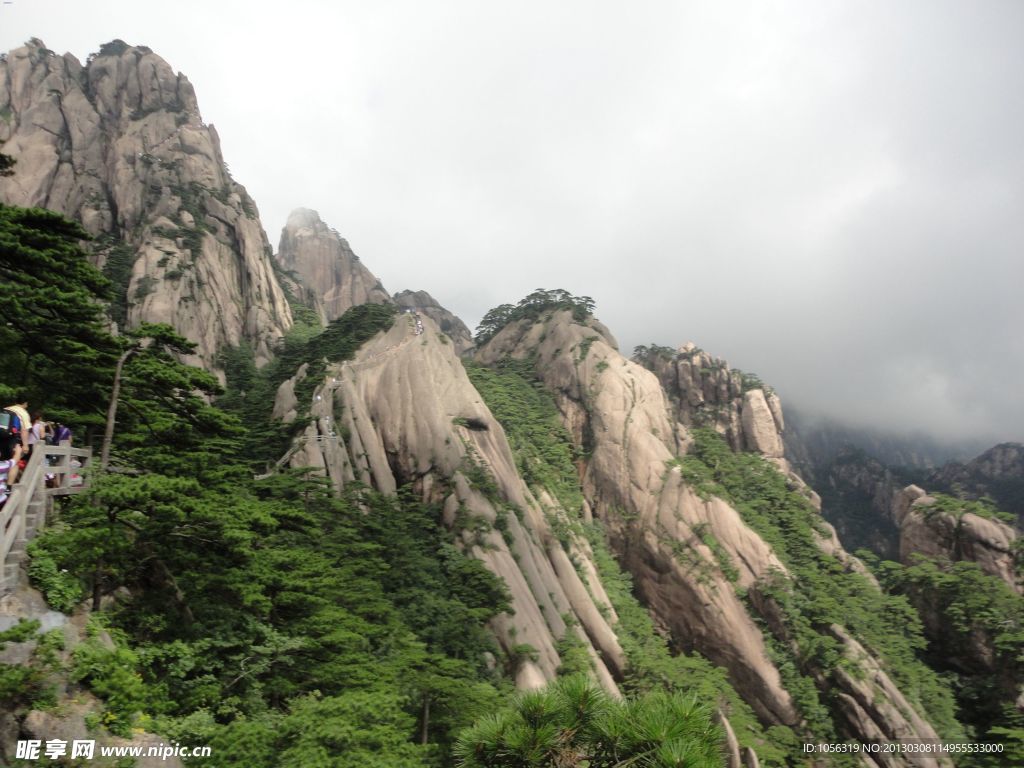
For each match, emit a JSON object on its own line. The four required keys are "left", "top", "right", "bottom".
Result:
{"left": 2, "top": 0, "right": 1022, "bottom": 446}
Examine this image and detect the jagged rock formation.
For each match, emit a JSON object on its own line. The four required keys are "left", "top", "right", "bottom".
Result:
{"left": 893, "top": 485, "right": 1019, "bottom": 591}
{"left": 275, "top": 208, "right": 390, "bottom": 324}
{"left": 634, "top": 343, "right": 784, "bottom": 457}
{"left": 273, "top": 312, "right": 626, "bottom": 696}
{"left": 393, "top": 289, "right": 474, "bottom": 354}
{"left": 476, "top": 310, "right": 949, "bottom": 762}
{"left": 0, "top": 39, "right": 292, "bottom": 371}
{"left": 927, "top": 442, "right": 1024, "bottom": 521}
{"left": 798, "top": 441, "right": 1023, "bottom": 562}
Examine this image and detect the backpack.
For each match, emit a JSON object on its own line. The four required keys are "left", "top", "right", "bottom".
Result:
{"left": 0, "top": 411, "right": 19, "bottom": 460}
{"left": 0, "top": 409, "right": 21, "bottom": 440}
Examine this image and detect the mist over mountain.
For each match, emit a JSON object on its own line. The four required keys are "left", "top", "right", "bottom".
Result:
{"left": 1, "top": 0, "right": 1021, "bottom": 447}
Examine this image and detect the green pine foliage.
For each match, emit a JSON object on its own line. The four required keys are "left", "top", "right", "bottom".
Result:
{"left": 872, "top": 553, "right": 1024, "bottom": 763}
{"left": 474, "top": 289, "right": 595, "bottom": 345}
{"left": 31, "top": 464, "right": 512, "bottom": 765}
{"left": 681, "top": 428, "right": 964, "bottom": 744}
{"left": 0, "top": 203, "right": 118, "bottom": 425}
{"left": 454, "top": 675, "right": 724, "bottom": 768}
{"left": 463, "top": 358, "right": 583, "bottom": 515}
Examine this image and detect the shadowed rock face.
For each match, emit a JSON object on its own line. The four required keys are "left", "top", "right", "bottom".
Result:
{"left": 0, "top": 39, "right": 291, "bottom": 372}
{"left": 927, "top": 442, "right": 1024, "bottom": 522}
{"left": 275, "top": 208, "right": 391, "bottom": 324}
{"left": 393, "top": 289, "right": 474, "bottom": 355}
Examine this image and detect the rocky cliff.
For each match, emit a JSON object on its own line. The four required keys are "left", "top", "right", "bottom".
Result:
{"left": 266, "top": 288, "right": 958, "bottom": 760}
{"left": 816, "top": 449, "right": 903, "bottom": 559}
{"left": 795, "top": 439, "right": 1023, "bottom": 562}
{"left": 633, "top": 343, "right": 785, "bottom": 458}
{"left": 515, "top": 325, "right": 796, "bottom": 725}
{"left": 272, "top": 312, "right": 627, "bottom": 696}
{"left": 0, "top": 586, "right": 184, "bottom": 768}
{"left": 274, "top": 207, "right": 391, "bottom": 324}
{"left": 0, "top": 39, "right": 291, "bottom": 370}
{"left": 892, "top": 485, "right": 1019, "bottom": 591}
{"left": 473, "top": 310, "right": 951, "bottom": 763}
{"left": 393, "top": 289, "right": 474, "bottom": 355}
{"left": 927, "top": 442, "right": 1024, "bottom": 522}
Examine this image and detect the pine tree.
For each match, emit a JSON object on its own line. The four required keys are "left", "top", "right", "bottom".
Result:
{"left": 0, "top": 203, "right": 118, "bottom": 423}
{"left": 454, "top": 675, "right": 724, "bottom": 767}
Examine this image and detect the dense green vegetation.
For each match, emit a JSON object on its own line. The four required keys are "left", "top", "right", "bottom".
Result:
{"left": 29, "top": 462, "right": 515, "bottom": 759}
{"left": 463, "top": 358, "right": 582, "bottom": 515}
{"left": 27, "top": 387, "right": 512, "bottom": 766}
{"left": 0, "top": 198, "right": 508, "bottom": 765}
{"left": 467, "top": 358, "right": 786, "bottom": 764}
{"left": 454, "top": 675, "right": 723, "bottom": 768}
{"left": 0, "top": 202, "right": 118, "bottom": 426}
{"left": 474, "top": 289, "right": 595, "bottom": 345}
{"left": 218, "top": 302, "right": 397, "bottom": 469}
{"left": 871, "top": 553, "right": 1024, "bottom": 764}
{"left": 680, "top": 428, "right": 964, "bottom": 747}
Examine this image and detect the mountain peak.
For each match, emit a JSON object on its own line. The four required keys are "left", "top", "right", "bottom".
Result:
{"left": 0, "top": 39, "right": 292, "bottom": 371}
{"left": 392, "top": 289, "right": 474, "bottom": 354}
{"left": 276, "top": 210, "right": 390, "bottom": 324}
{"left": 285, "top": 207, "right": 325, "bottom": 228}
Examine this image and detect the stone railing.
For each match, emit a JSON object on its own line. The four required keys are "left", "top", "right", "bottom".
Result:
{"left": 1, "top": 444, "right": 92, "bottom": 592}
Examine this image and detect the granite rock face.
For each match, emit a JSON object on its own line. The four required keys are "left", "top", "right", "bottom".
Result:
{"left": 0, "top": 586, "right": 184, "bottom": 768}
{"left": 477, "top": 311, "right": 948, "bottom": 759}
{"left": 0, "top": 39, "right": 292, "bottom": 372}
{"left": 275, "top": 207, "right": 391, "bottom": 324}
{"left": 480, "top": 315, "right": 797, "bottom": 725}
{"left": 393, "top": 289, "right": 474, "bottom": 354}
{"left": 272, "top": 313, "right": 625, "bottom": 697}
{"left": 893, "top": 485, "right": 1020, "bottom": 591}
{"left": 634, "top": 343, "right": 784, "bottom": 458}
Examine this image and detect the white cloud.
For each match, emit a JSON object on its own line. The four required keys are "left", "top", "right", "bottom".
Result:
{"left": 2, "top": 0, "right": 1021, "bottom": 443}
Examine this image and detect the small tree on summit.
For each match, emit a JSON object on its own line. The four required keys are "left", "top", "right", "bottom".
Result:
{"left": 474, "top": 290, "right": 597, "bottom": 345}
